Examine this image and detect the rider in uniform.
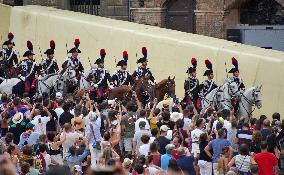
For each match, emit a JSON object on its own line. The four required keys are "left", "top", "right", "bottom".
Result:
{"left": 132, "top": 47, "right": 156, "bottom": 84}
{"left": 16, "top": 41, "right": 39, "bottom": 97}
{"left": 228, "top": 57, "right": 245, "bottom": 92}
{"left": 62, "top": 39, "right": 84, "bottom": 79}
{"left": 0, "top": 32, "right": 18, "bottom": 78}
{"left": 87, "top": 49, "right": 113, "bottom": 102}
{"left": 199, "top": 59, "right": 218, "bottom": 97}
{"left": 184, "top": 58, "right": 200, "bottom": 109}
{"left": 39, "top": 40, "right": 59, "bottom": 76}
{"left": 228, "top": 57, "right": 245, "bottom": 112}
{"left": 112, "top": 51, "right": 132, "bottom": 87}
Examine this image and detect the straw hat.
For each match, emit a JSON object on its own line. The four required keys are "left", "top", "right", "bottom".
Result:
{"left": 72, "top": 117, "right": 84, "bottom": 130}
{"left": 170, "top": 112, "right": 183, "bottom": 122}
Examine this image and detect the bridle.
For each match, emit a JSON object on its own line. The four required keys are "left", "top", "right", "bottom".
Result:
{"left": 240, "top": 88, "right": 261, "bottom": 117}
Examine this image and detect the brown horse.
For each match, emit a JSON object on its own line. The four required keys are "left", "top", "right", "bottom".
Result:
{"left": 108, "top": 85, "right": 133, "bottom": 101}
{"left": 155, "top": 76, "right": 176, "bottom": 101}
{"left": 133, "top": 76, "right": 155, "bottom": 105}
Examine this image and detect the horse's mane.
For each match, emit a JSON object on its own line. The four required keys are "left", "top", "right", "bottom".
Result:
{"left": 155, "top": 79, "right": 168, "bottom": 89}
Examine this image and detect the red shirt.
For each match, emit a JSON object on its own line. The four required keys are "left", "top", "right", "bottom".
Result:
{"left": 254, "top": 152, "right": 278, "bottom": 175}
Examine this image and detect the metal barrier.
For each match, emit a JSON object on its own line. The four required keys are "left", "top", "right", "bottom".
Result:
{"left": 70, "top": 0, "right": 100, "bottom": 15}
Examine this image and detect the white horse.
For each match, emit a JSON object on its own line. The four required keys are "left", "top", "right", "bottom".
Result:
{"left": 0, "top": 77, "right": 25, "bottom": 95}
{"left": 219, "top": 80, "right": 240, "bottom": 110}
{"left": 79, "top": 69, "right": 91, "bottom": 90}
{"left": 201, "top": 87, "right": 224, "bottom": 109}
{"left": 238, "top": 86, "right": 262, "bottom": 118}
{"left": 37, "top": 73, "right": 59, "bottom": 95}
{"left": 53, "top": 67, "right": 78, "bottom": 94}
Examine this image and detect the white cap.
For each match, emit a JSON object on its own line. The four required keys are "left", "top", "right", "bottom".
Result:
{"left": 74, "top": 165, "right": 83, "bottom": 173}
{"left": 160, "top": 125, "right": 169, "bottom": 132}
{"left": 56, "top": 92, "right": 63, "bottom": 99}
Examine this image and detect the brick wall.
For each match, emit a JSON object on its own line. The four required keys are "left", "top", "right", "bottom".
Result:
{"left": 131, "top": 7, "right": 166, "bottom": 26}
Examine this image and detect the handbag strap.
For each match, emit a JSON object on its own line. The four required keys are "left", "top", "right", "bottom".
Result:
{"left": 89, "top": 123, "right": 97, "bottom": 143}
{"left": 238, "top": 155, "right": 247, "bottom": 171}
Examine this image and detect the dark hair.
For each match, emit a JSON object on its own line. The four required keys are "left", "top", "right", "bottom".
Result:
{"left": 272, "top": 112, "right": 280, "bottom": 121}
{"left": 242, "top": 123, "right": 249, "bottom": 128}
{"left": 138, "top": 155, "right": 146, "bottom": 165}
{"left": 62, "top": 101, "right": 71, "bottom": 112}
{"left": 250, "top": 118, "right": 257, "bottom": 125}
{"left": 199, "top": 133, "right": 208, "bottom": 143}
{"left": 21, "top": 162, "right": 30, "bottom": 175}
{"left": 126, "top": 101, "right": 137, "bottom": 112}
{"left": 149, "top": 141, "right": 159, "bottom": 153}
{"left": 260, "top": 141, "right": 268, "bottom": 150}
{"left": 141, "top": 135, "right": 150, "bottom": 144}
{"left": 139, "top": 109, "right": 147, "bottom": 118}
{"left": 162, "top": 111, "right": 171, "bottom": 121}
{"left": 267, "top": 134, "right": 277, "bottom": 150}
{"left": 196, "top": 118, "right": 204, "bottom": 127}
{"left": 252, "top": 131, "right": 262, "bottom": 143}
{"left": 46, "top": 165, "right": 72, "bottom": 175}
{"left": 69, "top": 146, "right": 77, "bottom": 156}
{"left": 81, "top": 106, "right": 89, "bottom": 116}
{"left": 173, "top": 135, "right": 183, "bottom": 144}
{"left": 153, "top": 108, "right": 160, "bottom": 116}
{"left": 103, "top": 132, "right": 111, "bottom": 141}
{"left": 74, "top": 105, "right": 82, "bottom": 117}
{"left": 221, "top": 109, "right": 230, "bottom": 120}
{"left": 176, "top": 119, "right": 184, "bottom": 129}
{"left": 43, "top": 99, "right": 50, "bottom": 108}
{"left": 22, "top": 145, "right": 33, "bottom": 155}
{"left": 108, "top": 109, "right": 119, "bottom": 121}
{"left": 5, "top": 132, "right": 14, "bottom": 144}
{"left": 57, "top": 99, "right": 64, "bottom": 106}
{"left": 38, "top": 143, "right": 47, "bottom": 153}
{"left": 206, "top": 108, "right": 215, "bottom": 117}
{"left": 231, "top": 119, "right": 238, "bottom": 128}
{"left": 172, "top": 106, "right": 179, "bottom": 113}
{"left": 168, "top": 159, "right": 181, "bottom": 172}
{"left": 250, "top": 165, "right": 259, "bottom": 174}
{"left": 1, "top": 94, "right": 8, "bottom": 103}
{"left": 239, "top": 144, "right": 250, "bottom": 155}
{"left": 134, "top": 164, "right": 144, "bottom": 174}
{"left": 259, "top": 115, "right": 267, "bottom": 124}
{"left": 25, "top": 158, "right": 34, "bottom": 166}
{"left": 13, "top": 97, "right": 21, "bottom": 106}
{"left": 217, "top": 128, "right": 226, "bottom": 138}
{"left": 7, "top": 144, "right": 15, "bottom": 154}
{"left": 151, "top": 128, "right": 158, "bottom": 137}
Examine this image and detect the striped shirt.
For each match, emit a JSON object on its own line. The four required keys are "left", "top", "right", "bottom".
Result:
{"left": 236, "top": 129, "right": 252, "bottom": 147}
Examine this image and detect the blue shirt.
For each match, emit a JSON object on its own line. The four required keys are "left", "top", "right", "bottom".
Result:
{"left": 177, "top": 155, "right": 195, "bottom": 175}
{"left": 66, "top": 149, "right": 90, "bottom": 168}
{"left": 208, "top": 138, "right": 231, "bottom": 163}
{"left": 161, "top": 153, "right": 172, "bottom": 171}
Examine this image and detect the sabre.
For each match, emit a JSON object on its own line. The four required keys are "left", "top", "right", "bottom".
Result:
{"left": 225, "top": 62, "right": 228, "bottom": 78}
{"left": 37, "top": 44, "right": 44, "bottom": 63}
{"left": 114, "top": 55, "right": 117, "bottom": 67}
{"left": 87, "top": 57, "right": 93, "bottom": 69}
{"left": 65, "top": 43, "right": 69, "bottom": 57}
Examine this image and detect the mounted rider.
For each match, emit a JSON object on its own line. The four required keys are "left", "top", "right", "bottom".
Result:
{"left": 112, "top": 51, "right": 133, "bottom": 87}
{"left": 228, "top": 57, "right": 245, "bottom": 92}
{"left": 228, "top": 57, "right": 245, "bottom": 111}
{"left": 0, "top": 32, "right": 18, "bottom": 78}
{"left": 62, "top": 38, "right": 84, "bottom": 79}
{"left": 39, "top": 40, "right": 59, "bottom": 76}
{"left": 132, "top": 47, "right": 156, "bottom": 84}
{"left": 199, "top": 59, "right": 218, "bottom": 98}
{"left": 87, "top": 49, "right": 113, "bottom": 102}
{"left": 16, "top": 41, "right": 40, "bottom": 97}
{"left": 183, "top": 58, "right": 200, "bottom": 109}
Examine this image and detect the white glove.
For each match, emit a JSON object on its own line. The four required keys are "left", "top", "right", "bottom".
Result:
{"left": 109, "top": 85, "right": 114, "bottom": 89}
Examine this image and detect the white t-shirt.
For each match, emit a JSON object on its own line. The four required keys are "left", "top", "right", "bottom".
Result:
{"left": 149, "top": 137, "right": 156, "bottom": 144}
{"left": 44, "top": 154, "right": 52, "bottom": 168}
{"left": 31, "top": 115, "right": 50, "bottom": 135}
{"left": 183, "top": 117, "right": 192, "bottom": 130}
{"left": 191, "top": 128, "right": 204, "bottom": 154}
{"left": 139, "top": 143, "right": 150, "bottom": 156}
{"left": 60, "top": 131, "right": 83, "bottom": 158}
{"left": 135, "top": 118, "right": 150, "bottom": 132}
{"left": 54, "top": 107, "right": 64, "bottom": 120}
{"left": 213, "top": 120, "right": 232, "bottom": 131}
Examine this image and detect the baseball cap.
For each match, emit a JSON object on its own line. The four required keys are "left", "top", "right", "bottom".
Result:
{"left": 56, "top": 92, "right": 63, "bottom": 99}
{"left": 139, "top": 121, "right": 146, "bottom": 128}
{"left": 160, "top": 125, "right": 169, "bottom": 132}
{"left": 123, "top": 158, "right": 132, "bottom": 168}
{"left": 74, "top": 165, "right": 83, "bottom": 174}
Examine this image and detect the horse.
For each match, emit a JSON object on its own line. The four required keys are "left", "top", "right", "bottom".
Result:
{"left": 200, "top": 87, "right": 224, "bottom": 110}
{"left": 54, "top": 67, "right": 78, "bottom": 95}
{"left": 133, "top": 76, "right": 155, "bottom": 106}
{"left": 108, "top": 85, "right": 133, "bottom": 101}
{"left": 238, "top": 86, "right": 262, "bottom": 118}
{"left": 78, "top": 69, "right": 91, "bottom": 90}
{"left": 37, "top": 73, "right": 58, "bottom": 95}
{"left": 0, "top": 76, "right": 25, "bottom": 95}
{"left": 155, "top": 76, "right": 175, "bottom": 101}
{"left": 219, "top": 80, "right": 240, "bottom": 110}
